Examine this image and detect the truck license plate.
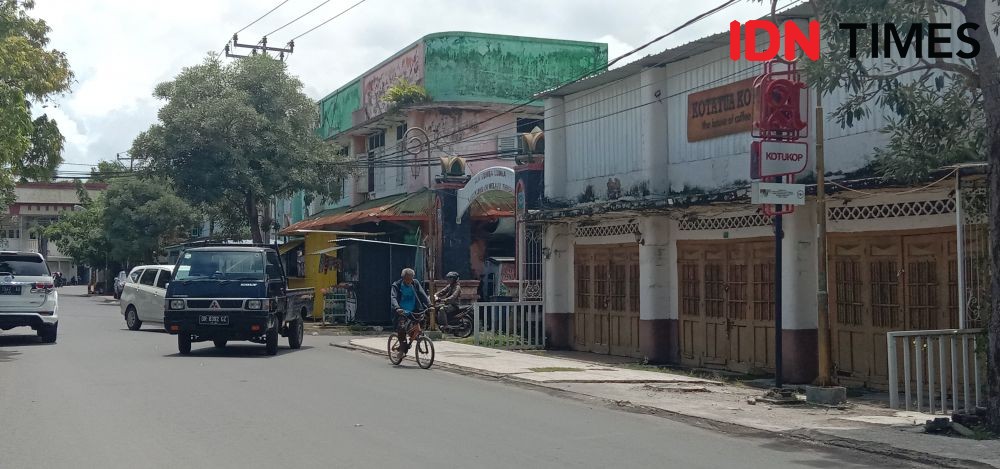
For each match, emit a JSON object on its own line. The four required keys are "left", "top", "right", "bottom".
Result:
{"left": 198, "top": 314, "right": 229, "bottom": 326}
{"left": 0, "top": 285, "right": 21, "bottom": 295}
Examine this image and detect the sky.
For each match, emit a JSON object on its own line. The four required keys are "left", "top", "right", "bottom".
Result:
{"left": 28, "top": 0, "right": 794, "bottom": 172}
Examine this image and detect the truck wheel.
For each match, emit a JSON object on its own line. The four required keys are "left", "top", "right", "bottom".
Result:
{"left": 265, "top": 327, "right": 278, "bottom": 356}
{"left": 178, "top": 334, "right": 192, "bottom": 355}
{"left": 213, "top": 340, "right": 227, "bottom": 348}
{"left": 287, "top": 319, "right": 304, "bottom": 349}
{"left": 125, "top": 306, "right": 142, "bottom": 331}
{"left": 38, "top": 324, "right": 57, "bottom": 343}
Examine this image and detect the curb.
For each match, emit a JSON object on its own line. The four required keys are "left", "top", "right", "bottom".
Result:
{"left": 336, "top": 340, "right": 995, "bottom": 469}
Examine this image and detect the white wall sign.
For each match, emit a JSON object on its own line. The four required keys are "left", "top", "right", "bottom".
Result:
{"left": 751, "top": 182, "right": 806, "bottom": 206}
{"left": 759, "top": 140, "right": 808, "bottom": 177}
{"left": 456, "top": 166, "right": 515, "bottom": 224}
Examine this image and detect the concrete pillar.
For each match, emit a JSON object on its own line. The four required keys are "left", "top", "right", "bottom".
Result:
{"left": 436, "top": 186, "right": 472, "bottom": 280}
{"left": 779, "top": 204, "right": 819, "bottom": 383}
{"left": 543, "top": 97, "right": 566, "bottom": 201}
{"left": 640, "top": 67, "right": 669, "bottom": 195}
{"left": 350, "top": 135, "right": 367, "bottom": 206}
{"left": 638, "top": 216, "right": 678, "bottom": 363}
{"left": 544, "top": 223, "right": 574, "bottom": 348}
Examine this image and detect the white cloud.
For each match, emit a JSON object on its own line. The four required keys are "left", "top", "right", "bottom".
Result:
{"left": 27, "top": 0, "right": 779, "bottom": 167}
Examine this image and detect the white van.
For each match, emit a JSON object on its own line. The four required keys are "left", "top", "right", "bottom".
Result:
{"left": 120, "top": 265, "right": 173, "bottom": 331}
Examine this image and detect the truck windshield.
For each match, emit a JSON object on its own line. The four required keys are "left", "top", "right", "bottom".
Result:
{"left": 174, "top": 251, "right": 265, "bottom": 281}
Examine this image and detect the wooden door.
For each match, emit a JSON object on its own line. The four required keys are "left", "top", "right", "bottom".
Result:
{"left": 830, "top": 231, "right": 956, "bottom": 388}
{"left": 574, "top": 245, "right": 639, "bottom": 356}
{"left": 677, "top": 240, "right": 774, "bottom": 372}
{"left": 609, "top": 248, "right": 640, "bottom": 357}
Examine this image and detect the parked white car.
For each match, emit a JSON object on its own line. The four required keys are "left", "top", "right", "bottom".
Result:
{"left": 0, "top": 251, "right": 58, "bottom": 342}
{"left": 120, "top": 265, "right": 173, "bottom": 331}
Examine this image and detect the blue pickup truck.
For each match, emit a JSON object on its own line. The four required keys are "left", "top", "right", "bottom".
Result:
{"left": 164, "top": 246, "right": 313, "bottom": 356}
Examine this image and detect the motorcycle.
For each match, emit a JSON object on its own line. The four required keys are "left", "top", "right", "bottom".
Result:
{"left": 426, "top": 302, "right": 475, "bottom": 338}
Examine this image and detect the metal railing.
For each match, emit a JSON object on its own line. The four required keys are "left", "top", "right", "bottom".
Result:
{"left": 472, "top": 301, "right": 544, "bottom": 349}
{"left": 887, "top": 328, "right": 983, "bottom": 413}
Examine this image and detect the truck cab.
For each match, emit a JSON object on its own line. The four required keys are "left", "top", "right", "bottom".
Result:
{"left": 163, "top": 246, "right": 312, "bottom": 355}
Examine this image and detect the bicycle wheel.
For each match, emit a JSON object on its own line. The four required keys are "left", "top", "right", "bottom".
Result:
{"left": 414, "top": 335, "right": 435, "bottom": 369}
{"left": 387, "top": 335, "right": 405, "bottom": 365}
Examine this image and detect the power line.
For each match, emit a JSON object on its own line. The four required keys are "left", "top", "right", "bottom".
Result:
{"left": 236, "top": 0, "right": 292, "bottom": 34}
{"left": 362, "top": 0, "right": 803, "bottom": 165}
{"left": 356, "top": 0, "right": 744, "bottom": 165}
{"left": 290, "top": 0, "right": 368, "bottom": 41}
{"left": 264, "top": 0, "right": 331, "bottom": 37}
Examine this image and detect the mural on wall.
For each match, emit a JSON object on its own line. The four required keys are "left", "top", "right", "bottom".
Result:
{"left": 318, "top": 81, "right": 361, "bottom": 140}
{"left": 422, "top": 33, "right": 608, "bottom": 104}
{"left": 362, "top": 44, "right": 425, "bottom": 120}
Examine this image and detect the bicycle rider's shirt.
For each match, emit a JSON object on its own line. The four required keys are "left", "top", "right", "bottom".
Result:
{"left": 399, "top": 283, "right": 417, "bottom": 313}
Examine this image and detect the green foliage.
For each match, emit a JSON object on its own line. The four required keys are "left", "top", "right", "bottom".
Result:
{"left": 43, "top": 194, "right": 110, "bottom": 268}
{"left": 133, "top": 54, "right": 350, "bottom": 243}
{"left": 381, "top": 77, "right": 430, "bottom": 108}
{"left": 0, "top": 0, "right": 73, "bottom": 203}
{"left": 45, "top": 176, "right": 200, "bottom": 265}
{"left": 102, "top": 178, "right": 200, "bottom": 263}
{"left": 89, "top": 160, "right": 127, "bottom": 183}
{"left": 793, "top": 0, "right": 985, "bottom": 180}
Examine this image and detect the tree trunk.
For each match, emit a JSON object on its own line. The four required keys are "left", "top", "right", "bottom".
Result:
{"left": 966, "top": 0, "right": 1000, "bottom": 430}
{"left": 245, "top": 193, "right": 262, "bottom": 244}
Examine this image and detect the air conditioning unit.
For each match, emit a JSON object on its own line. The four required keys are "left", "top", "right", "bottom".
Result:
{"left": 497, "top": 135, "right": 521, "bottom": 157}
{"left": 367, "top": 191, "right": 377, "bottom": 201}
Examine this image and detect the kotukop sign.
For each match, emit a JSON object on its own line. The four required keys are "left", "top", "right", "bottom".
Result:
{"left": 751, "top": 140, "right": 808, "bottom": 178}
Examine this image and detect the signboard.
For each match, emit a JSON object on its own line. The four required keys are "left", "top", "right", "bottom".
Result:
{"left": 456, "top": 166, "right": 515, "bottom": 224}
{"left": 758, "top": 140, "right": 808, "bottom": 177}
{"left": 687, "top": 77, "right": 755, "bottom": 142}
{"left": 751, "top": 182, "right": 806, "bottom": 206}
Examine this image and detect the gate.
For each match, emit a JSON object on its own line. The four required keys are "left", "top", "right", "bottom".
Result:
{"left": 573, "top": 245, "right": 640, "bottom": 357}
{"left": 677, "top": 240, "right": 775, "bottom": 373}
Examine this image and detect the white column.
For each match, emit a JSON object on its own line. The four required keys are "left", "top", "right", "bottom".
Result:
{"left": 640, "top": 67, "right": 669, "bottom": 195}
{"left": 781, "top": 203, "right": 818, "bottom": 330}
{"left": 639, "top": 216, "right": 672, "bottom": 321}
{"left": 543, "top": 223, "right": 573, "bottom": 314}
{"left": 543, "top": 97, "right": 567, "bottom": 201}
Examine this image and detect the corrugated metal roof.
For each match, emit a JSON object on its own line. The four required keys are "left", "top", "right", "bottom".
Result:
{"left": 538, "top": 3, "right": 812, "bottom": 97}
{"left": 278, "top": 190, "right": 433, "bottom": 235}
{"left": 469, "top": 190, "right": 514, "bottom": 219}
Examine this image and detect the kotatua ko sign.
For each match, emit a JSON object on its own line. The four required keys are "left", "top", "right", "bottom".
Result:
{"left": 687, "top": 78, "right": 755, "bottom": 142}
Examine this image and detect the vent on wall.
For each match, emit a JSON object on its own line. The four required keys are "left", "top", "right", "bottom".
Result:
{"left": 575, "top": 222, "right": 639, "bottom": 238}
{"left": 497, "top": 135, "right": 522, "bottom": 157}
{"left": 678, "top": 214, "right": 772, "bottom": 231}
{"left": 827, "top": 199, "right": 954, "bottom": 221}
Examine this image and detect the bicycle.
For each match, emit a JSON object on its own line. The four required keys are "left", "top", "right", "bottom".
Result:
{"left": 387, "top": 309, "right": 435, "bottom": 369}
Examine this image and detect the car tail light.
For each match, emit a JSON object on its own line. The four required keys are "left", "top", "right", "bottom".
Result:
{"left": 170, "top": 325, "right": 180, "bottom": 332}
{"left": 251, "top": 325, "right": 261, "bottom": 332}
{"left": 31, "top": 282, "right": 54, "bottom": 293}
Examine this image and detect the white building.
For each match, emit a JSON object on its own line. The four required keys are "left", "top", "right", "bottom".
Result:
{"left": 2, "top": 182, "right": 108, "bottom": 275}
{"left": 534, "top": 4, "right": 979, "bottom": 386}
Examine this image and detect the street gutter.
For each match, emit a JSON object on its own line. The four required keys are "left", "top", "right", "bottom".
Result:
{"left": 335, "top": 340, "right": 995, "bottom": 469}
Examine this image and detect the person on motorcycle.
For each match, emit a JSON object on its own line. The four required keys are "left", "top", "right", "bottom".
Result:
{"left": 434, "top": 272, "right": 462, "bottom": 327}
{"left": 390, "top": 267, "right": 431, "bottom": 354}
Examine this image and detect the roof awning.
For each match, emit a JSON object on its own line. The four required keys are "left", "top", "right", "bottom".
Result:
{"left": 278, "top": 239, "right": 304, "bottom": 254}
{"left": 278, "top": 189, "right": 434, "bottom": 235}
{"left": 470, "top": 190, "right": 514, "bottom": 219}
{"left": 310, "top": 246, "right": 345, "bottom": 255}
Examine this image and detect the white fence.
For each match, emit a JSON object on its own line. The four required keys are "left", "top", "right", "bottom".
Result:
{"left": 887, "top": 329, "right": 983, "bottom": 414}
{"left": 472, "top": 302, "right": 544, "bottom": 349}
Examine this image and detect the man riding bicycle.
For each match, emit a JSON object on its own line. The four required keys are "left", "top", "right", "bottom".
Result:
{"left": 434, "top": 271, "right": 462, "bottom": 327}
{"left": 390, "top": 267, "right": 431, "bottom": 354}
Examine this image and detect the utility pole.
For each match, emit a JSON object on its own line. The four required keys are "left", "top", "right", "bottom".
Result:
{"left": 225, "top": 34, "right": 294, "bottom": 61}
{"left": 815, "top": 103, "right": 832, "bottom": 386}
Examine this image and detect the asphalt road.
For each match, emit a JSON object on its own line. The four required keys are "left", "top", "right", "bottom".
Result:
{"left": 0, "top": 287, "right": 929, "bottom": 469}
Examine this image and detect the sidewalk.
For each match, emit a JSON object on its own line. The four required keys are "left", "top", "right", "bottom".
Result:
{"left": 347, "top": 336, "right": 1000, "bottom": 468}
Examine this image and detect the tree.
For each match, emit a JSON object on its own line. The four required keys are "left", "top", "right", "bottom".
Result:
{"left": 45, "top": 177, "right": 200, "bottom": 266}
{"left": 774, "top": 0, "right": 1000, "bottom": 429}
{"left": 0, "top": 0, "right": 73, "bottom": 201}
{"left": 89, "top": 160, "right": 127, "bottom": 183}
{"left": 131, "top": 54, "right": 350, "bottom": 244}
{"left": 43, "top": 193, "right": 110, "bottom": 269}
{"left": 102, "top": 177, "right": 200, "bottom": 263}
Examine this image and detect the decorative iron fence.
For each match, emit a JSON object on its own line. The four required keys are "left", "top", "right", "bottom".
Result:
{"left": 472, "top": 301, "right": 544, "bottom": 349}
